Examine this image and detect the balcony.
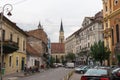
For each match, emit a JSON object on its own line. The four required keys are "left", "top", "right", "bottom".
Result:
{"left": 0, "top": 40, "right": 19, "bottom": 54}
{"left": 103, "top": 28, "right": 112, "bottom": 38}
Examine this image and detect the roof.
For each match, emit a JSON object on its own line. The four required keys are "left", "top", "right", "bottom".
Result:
{"left": 51, "top": 43, "right": 65, "bottom": 53}
{"left": 26, "top": 42, "right": 40, "bottom": 56}
{"left": 0, "top": 13, "right": 28, "bottom": 37}
{"left": 27, "top": 29, "right": 48, "bottom": 44}
{"left": 60, "top": 20, "right": 64, "bottom": 32}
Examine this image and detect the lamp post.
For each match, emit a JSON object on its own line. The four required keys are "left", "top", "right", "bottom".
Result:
{"left": 0, "top": 4, "right": 13, "bottom": 80}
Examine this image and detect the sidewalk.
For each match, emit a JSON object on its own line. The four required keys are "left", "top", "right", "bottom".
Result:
{"left": 3, "top": 69, "right": 47, "bottom": 80}
{"left": 3, "top": 72, "right": 25, "bottom": 80}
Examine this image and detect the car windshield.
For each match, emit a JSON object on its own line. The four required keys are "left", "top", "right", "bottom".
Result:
{"left": 85, "top": 69, "right": 107, "bottom": 76}
{"left": 112, "top": 68, "right": 120, "bottom": 72}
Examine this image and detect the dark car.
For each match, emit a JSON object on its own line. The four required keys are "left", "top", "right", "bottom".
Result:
{"left": 80, "top": 68, "right": 111, "bottom": 80}
{"left": 111, "top": 68, "right": 120, "bottom": 80}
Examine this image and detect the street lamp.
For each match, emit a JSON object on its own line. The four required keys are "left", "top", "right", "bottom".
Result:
{"left": 0, "top": 4, "right": 13, "bottom": 80}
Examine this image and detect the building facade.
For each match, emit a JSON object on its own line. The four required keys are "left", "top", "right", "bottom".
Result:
{"left": 0, "top": 15, "right": 27, "bottom": 75}
{"left": 65, "top": 11, "right": 103, "bottom": 65}
{"left": 26, "top": 22, "right": 48, "bottom": 68}
{"left": 102, "top": 0, "right": 120, "bottom": 65}
{"left": 65, "top": 32, "right": 76, "bottom": 54}
{"left": 51, "top": 20, "right": 65, "bottom": 62}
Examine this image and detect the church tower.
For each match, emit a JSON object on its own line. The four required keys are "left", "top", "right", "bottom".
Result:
{"left": 59, "top": 20, "right": 64, "bottom": 43}
{"left": 38, "top": 21, "right": 43, "bottom": 29}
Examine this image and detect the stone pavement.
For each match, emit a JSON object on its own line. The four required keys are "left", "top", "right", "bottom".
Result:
{"left": 3, "top": 72, "right": 25, "bottom": 80}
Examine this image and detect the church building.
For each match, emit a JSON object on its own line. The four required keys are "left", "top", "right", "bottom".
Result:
{"left": 51, "top": 20, "right": 65, "bottom": 62}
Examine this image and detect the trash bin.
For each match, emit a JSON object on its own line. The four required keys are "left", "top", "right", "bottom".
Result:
{"left": 1, "top": 68, "right": 5, "bottom": 75}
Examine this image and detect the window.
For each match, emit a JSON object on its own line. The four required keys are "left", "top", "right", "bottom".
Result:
{"left": 17, "top": 37, "right": 19, "bottom": 46}
{"left": 16, "top": 57, "right": 19, "bottom": 66}
{"left": 88, "top": 35, "right": 90, "bottom": 40}
{"left": 106, "top": 22, "right": 108, "bottom": 28}
{"left": 9, "top": 56, "right": 12, "bottom": 67}
{"left": 88, "top": 43, "right": 90, "bottom": 48}
{"left": 93, "top": 26, "right": 95, "bottom": 30}
{"left": 105, "top": 6, "right": 108, "bottom": 12}
{"left": 114, "top": 0, "right": 118, "bottom": 5}
{"left": 10, "top": 33, "right": 13, "bottom": 41}
{"left": 116, "top": 24, "right": 119, "bottom": 43}
{"left": 112, "top": 28, "right": 114, "bottom": 45}
{"left": 23, "top": 40, "right": 25, "bottom": 51}
{"left": 2, "top": 30, "right": 5, "bottom": 41}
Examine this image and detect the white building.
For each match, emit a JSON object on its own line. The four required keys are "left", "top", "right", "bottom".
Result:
{"left": 65, "top": 11, "right": 103, "bottom": 65}
{"left": 75, "top": 11, "right": 103, "bottom": 65}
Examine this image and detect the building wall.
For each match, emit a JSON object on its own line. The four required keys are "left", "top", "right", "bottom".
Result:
{"left": 0, "top": 19, "right": 27, "bottom": 75}
{"left": 65, "top": 34, "right": 76, "bottom": 54}
{"left": 4, "top": 52, "right": 26, "bottom": 74}
{"left": 102, "top": 0, "right": 120, "bottom": 65}
{"left": 27, "top": 56, "right": 42, "bottom": 68}
{"left": 51, "top": 53, "right": 65, "bottom": 61}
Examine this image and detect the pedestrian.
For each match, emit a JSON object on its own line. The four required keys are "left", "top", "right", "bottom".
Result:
{"left": 24, "top": 64, "right": 27, "bottom": 75}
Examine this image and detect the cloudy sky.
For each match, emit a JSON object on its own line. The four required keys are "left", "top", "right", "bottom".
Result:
{"left": 0, "top": 0, "right": 103, "bottom": 42}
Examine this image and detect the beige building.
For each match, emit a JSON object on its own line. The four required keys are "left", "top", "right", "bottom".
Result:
{"left": 65, "top": 32, "right": 76, "bottom": 54}
{"left": 0, "top": 15, "right": 27, "bottom": 75}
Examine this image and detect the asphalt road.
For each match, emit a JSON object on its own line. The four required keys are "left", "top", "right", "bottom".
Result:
{"left": 70, "top": 72, "right": 83, "bottom": 80}
{"left": 18, "top": 67, "right": 73, "bottom": 80}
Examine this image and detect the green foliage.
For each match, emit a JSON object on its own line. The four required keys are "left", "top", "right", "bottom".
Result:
{"left": 117, "top": 54, "right": 120, "bottom": 62}
{"left": 61, "top": 56, "right": 65, "bottom": 65}
{"left": 49, "top": 56, "right": 55, "bottom": 67}
{"left": 90, "top": 40, "right": 111, "bottom": 65}
{"left": 65, "top": 53, "right": 75, "bottom": 62}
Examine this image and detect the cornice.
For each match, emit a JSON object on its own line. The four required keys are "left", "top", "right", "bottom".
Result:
{"left": 104, "top": 8, "right": 120, "bottom": 21}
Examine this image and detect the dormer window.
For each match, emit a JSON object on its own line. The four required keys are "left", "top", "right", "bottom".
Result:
{"left": 114, "top": 0, "right": 118, "bottom": 5}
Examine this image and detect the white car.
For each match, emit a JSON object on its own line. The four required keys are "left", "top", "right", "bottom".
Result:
{"left": 66, "top": 62, "right": 75, "bottom": 68}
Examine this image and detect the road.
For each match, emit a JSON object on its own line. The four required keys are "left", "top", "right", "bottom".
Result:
{"left": 18, "top": 67, "right": 73, "bottom": 80}
{"left": 70, "top": 72, "right": 83, "bottom": 80}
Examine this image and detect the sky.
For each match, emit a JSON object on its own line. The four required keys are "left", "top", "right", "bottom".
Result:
{"left": 0, "top": 0, "right": 103, "bottom": 42}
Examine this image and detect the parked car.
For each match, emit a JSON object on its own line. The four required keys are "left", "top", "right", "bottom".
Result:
{"left": 65, "top": 62, "right": 75, "bottom": 68}
{"left": 111, "top": 68, "right": 120, "bottom": 80}
{"left": 80, "top": 68, "right": 111, "bottom": 80}
{"left": 75, "top": 65, "right": 91, "bottom": 74}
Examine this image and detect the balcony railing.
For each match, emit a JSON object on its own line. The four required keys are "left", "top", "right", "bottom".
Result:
{"left": 0, "top": 40, "right": 19, "bottom": 54}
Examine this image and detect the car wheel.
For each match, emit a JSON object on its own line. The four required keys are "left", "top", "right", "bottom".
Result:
{"left": 80, "top": 71, "right": 84, "bottom": 74}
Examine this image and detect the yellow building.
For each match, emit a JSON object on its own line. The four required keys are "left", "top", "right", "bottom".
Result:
{"left": 0, "top": 15, "right": 27, "bottom": 75}
{"left": 102, "top": 0, "right": 120, "bottom": 65}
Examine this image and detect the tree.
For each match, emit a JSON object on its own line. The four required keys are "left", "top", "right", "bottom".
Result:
{"left": 65, "top": 53, "right": 76, "bottom": 62}
{"left": 49, "top": 56, "right": 55, "bottom": 67}
{"left": 61, "top": 56, "right": 66, "bottom": 65}
{"left": 90, "top": 40, "right": 110, "bottom": 66}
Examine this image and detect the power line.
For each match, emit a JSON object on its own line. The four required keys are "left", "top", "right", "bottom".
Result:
{"left": 13, "top": 0, "right": 29, "bottom": 5}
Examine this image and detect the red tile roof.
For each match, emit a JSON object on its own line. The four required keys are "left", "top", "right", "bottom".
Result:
{"left": 51, "top": 43, "right": 65, "bottom": 54}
